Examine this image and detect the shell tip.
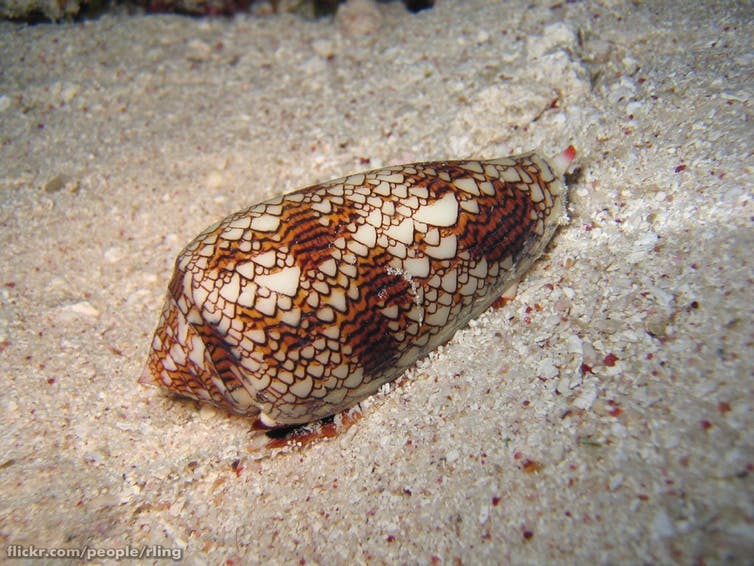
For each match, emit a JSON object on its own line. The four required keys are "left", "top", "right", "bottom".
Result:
{"left": 551, "top": 145, "right": 577, "bottom": 177}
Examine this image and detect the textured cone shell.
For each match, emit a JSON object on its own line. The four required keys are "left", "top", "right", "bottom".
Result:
{"left": 142, "top": 151, "right": 569, "bottom": 426}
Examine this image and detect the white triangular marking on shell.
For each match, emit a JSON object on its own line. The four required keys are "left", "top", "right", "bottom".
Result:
{"left": 441, "top": 270, "right": 457, "bottom": 293}
{"left": 290, "top": 376, "right": 313, "bottom": 398}
{"left": 219, "top": 273, "right": 241, "bottom": 303}
{"left": 425, "top": 234, "right": 457, "bottom": 259}
{"left": 236, "top": 261, "right": 256, "bottom": 279}
{"left": 188, "top": 334, "right": 206, "bottom": 366}
{"left": 412, "top": 192, "right": 458, "bottom": 227}
{"left": 255, "top": 295, "right": 276, "bottom": 316}
{"left": 379, "top": 173, "right": 404, "bottom": 183}
{"left": 345, "top": 174, "right": 365, "bottom": 186}
{"left": 353, "top": 224, "right": 377, "bottom": 248}
{"left": 280, "top": 307, "right": 301, "bottom": 327}
{"left": 318, "top": 258, "right": 337, "bottom": 277}
{"left": 365, "top": 208, "right": 383, "bottom": 228}
{"left": 385, "top": 217, "right": 414, "bottom": 245}
{"left": 237, "top": 284, "right": 256, "bottom": 308}
{"left": 453, "top": 177, "right": 480, "bottom": 195}
{"left": 530, "top": 183, "right": 545, "bottom": 203}
{"left": 460, "top": 199, "right": 479, "bottom": 214}
{"left": 501, "top": 167, "right": 521, "bottom": 182}
{"left": 381, "top": 304, "right": 399, "bottom": 319}
{"left": 250, "top": 214, "right": 280, "bottom": 232}
{"left": 327, "top": 288, "right": 347, "bottom": 312}
{"left": 403, "top": 256, "right": 430, "bottom": 278}
{"left": 222, "top": 227, "right": 245, "bottom": 241}
{"left": 311, "top": 199, "right": 332, "bottom": 214}
{"left": 469, "top": 257, "right": 488, "bottom": 278}
{"left": 343, "top": 367, "right": 365, "bottom": 388}
{"left": 228, "top": 216, "right": 251, "bottom": 230}
{"left": 425, "top": 305, "right": 450, "bottom": 327}
{"left": 256, "top": 266, "right": 301, "bottom": 296}
{"left": 461, "top": 161, "right": 484, "bottom": 173}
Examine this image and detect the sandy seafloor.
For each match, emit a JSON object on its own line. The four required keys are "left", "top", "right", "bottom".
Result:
{"left": 0, "top": 0, "right": 752, "bottom": 564}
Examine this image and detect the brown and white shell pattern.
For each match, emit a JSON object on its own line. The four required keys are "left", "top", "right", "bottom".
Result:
{"left": 141, "top": 150, "right": 572, "bottom": 428}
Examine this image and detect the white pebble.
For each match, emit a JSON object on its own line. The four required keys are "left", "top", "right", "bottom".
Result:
{"left": 573, "top": 384, "right": 597, "bottom": 410}
{"left": 104, "top": 246, "right": 126, "bottom": 263}
{"left": 336, "top": 0, "right": 382, "bottom": 36}
{"left": 205, "top": 171, "right": 225, "bottom": 190}
{"left": 476, "top": 30, "right": 490, "bottom": 44}
{"left": 68, "top": 301, "right": 99, "bottom": 317}
{"left": 566, "top": 334, "right": 583, "bottom": 354}
{"left": 652, "top": 510, "right": 675, "bottom": 538}
{"left": 445, "top": 449, "right": 459, "bottom": 464}
{"left": 609, "top": 473, "right": 624, "bottom": 491}
{"left": 537, "top": 358, "right": 559, "bottom": 379}
{"left": 54, "top": 301, "right": 100, "bottom": 324}
{"left": 312, "top": 38, "right": 337, "bottom": 58}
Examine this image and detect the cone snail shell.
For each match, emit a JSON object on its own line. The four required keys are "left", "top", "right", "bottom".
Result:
{"left": 141, "top": 147, "right": 575, "bottom": 428}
